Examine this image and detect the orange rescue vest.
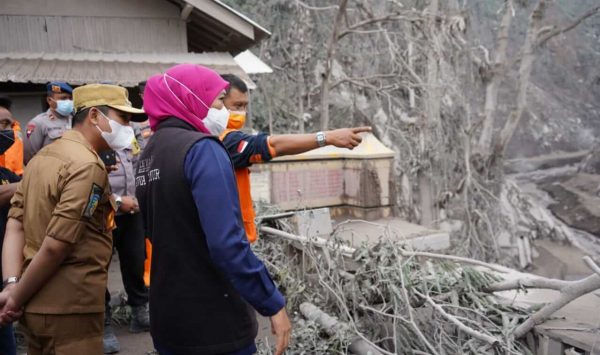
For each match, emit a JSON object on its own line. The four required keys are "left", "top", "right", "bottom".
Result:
{"left": 0, "top": 121, "right": 24, "bottom": 175}
{"left": 220, "top": 129, "right": 258, "bottom": 243}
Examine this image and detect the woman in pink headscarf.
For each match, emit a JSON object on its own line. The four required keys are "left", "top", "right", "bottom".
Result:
{"left": 143, "top": 63, "right": 230, "bottom": 135}
{"left": 135, "top": 64, "right": 291, "bottom": 355}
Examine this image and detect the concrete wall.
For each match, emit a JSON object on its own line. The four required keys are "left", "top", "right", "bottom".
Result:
{"left": 250, "top": 145, "right": 395, "bottom": 220}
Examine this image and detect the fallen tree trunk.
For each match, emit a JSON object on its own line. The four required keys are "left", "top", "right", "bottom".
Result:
{"left": 259, "top": 225, "right": 356, "bottom": 257}
{"left": 300, "top": 302, "right": 386, "bottom": 355}
{"left": 512, "top": 273, "right": 600, "bottom": 338}
{"left": 510, "top": 256, "right": 600, "bottom": 338}
{"left": 485, "top": 255, "right": 600, "bottom": 338}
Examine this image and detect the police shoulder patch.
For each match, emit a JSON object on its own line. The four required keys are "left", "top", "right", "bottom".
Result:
{"left": 83, "top": 183, "right": 103, "bottom": 218}
{"left": 26, "top": 124, "right": 36, "bottom": 138}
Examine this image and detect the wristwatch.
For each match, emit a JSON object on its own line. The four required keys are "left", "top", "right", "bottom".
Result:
{"left": 114, "top": 195, "right": 123, "bottom": 210}
{"left": 3, "top": 276, "right": 18, "bottom": 288}
{"left": 316, "top": 131, "right": 327, "bottom": 147}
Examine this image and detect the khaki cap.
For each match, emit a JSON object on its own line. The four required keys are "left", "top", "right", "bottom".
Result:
{"left": 73, "top": 84, "right": 145, "bottom": 122}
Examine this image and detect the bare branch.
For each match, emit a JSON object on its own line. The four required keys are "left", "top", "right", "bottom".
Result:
{"left": 399, "top": 249, "right": 513, "bottom": 274}
{"left": 513, "top": 274, "right": 600, "bottom": 338}
{"left": 537, "top": 5, "right": 600, "bottom": 47}
{"left": 300, "top": 302, "right": 389, "bottom": 355}
{"left": 259, "top": 226, "right": 356, "bottom": 257}
{"left": 295, "top": 0, "right": 339, "bottom": 12}
{"left": 338, "top": 15, "right": 418, "bottom": 40}
{"left": 414, "top": 291, "right": 501, "bottom": 345}
{"left": 330, "top": 73, "right": 399, "bottom": 90}
{"left": 484, "top": 257, "right": 600, "bottom": 339}
{"left": 583, "top": 256, "right": 600, "bottom": 277}
{"left": 320, "top": 0, "right": 349, "bottom": 130}
{"left": 495, "top": 0, "right": 547, "bottom": 157}
{"left": 484, "top": 276, "right": 573, "bottom": 292}
{"left": 338, "top": 29, "right": 387, "bottom": 37}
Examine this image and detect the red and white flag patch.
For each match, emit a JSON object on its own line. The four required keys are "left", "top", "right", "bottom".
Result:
{"left": 26, "top": 123, "right": 36, "bottom": 138}
{"left": 237, "top": 140, "right": 248, "bottom": 153}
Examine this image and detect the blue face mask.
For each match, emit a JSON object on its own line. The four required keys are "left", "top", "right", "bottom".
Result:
{"left": 53, "top": 99, "right": 74, "bottom": 117}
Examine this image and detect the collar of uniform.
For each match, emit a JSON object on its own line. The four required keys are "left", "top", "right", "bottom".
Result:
{"left": 60, "top": 130, "right": 95, "bottom": 153}
{"left": 46, "top": 108, "right": 56, "bottom": 120}
{"left": 47, "top": 108, "right": 70, "bottom": 120}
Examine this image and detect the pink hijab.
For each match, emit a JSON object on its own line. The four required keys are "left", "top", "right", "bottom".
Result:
{"left": 144, "top": 64, "right": 229, "bottom": 133}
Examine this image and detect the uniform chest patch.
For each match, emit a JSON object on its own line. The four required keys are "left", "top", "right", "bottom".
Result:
{"left": 131, "top": 137, "right": 141, "bottom": 156}
{"left": 84, "top": 183, "right": 103, "bottom": 218}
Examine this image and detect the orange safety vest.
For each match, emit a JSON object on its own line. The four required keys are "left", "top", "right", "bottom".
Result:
{"left": 220, "top": 129, "right": 258, "bottom": 243}
{"left": 144, "top": 238, "right": 152, "bottom": 287}
{"left": 0, "top": 121, "right": 24, "bottom": 175}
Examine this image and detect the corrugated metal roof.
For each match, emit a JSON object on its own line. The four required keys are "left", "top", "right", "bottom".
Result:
{"left": 0, "top": 52, "right": 256, "bottom": 88}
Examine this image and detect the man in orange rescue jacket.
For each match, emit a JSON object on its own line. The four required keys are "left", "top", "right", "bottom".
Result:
{"left": 219, "top": 74, "right": 371, "bottom": 243}
{"left": 0, "top": 96, "right": 23, "bottom": 176}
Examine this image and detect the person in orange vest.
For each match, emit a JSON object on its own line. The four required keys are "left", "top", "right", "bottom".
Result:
{"left": 0, "top": 96, "right": 24, "bottom": 176}
{"left": 219, "top": 74, "right": 371, "bottom": 243}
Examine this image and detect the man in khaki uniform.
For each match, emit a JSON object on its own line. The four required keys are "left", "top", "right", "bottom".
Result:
{"left": 0, "top": 84, "right": 144, "bottom": 355}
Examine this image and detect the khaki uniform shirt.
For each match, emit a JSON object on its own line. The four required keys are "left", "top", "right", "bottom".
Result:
{"left": 9, "top": 130, "right": 115, "bottom": 314}
{"left": 24, "top": 109, "right": 72, "bottom": 164}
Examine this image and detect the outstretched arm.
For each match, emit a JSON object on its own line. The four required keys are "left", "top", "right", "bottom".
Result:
{"left": 269, "top": 126, "right": 372, "bottom": 156}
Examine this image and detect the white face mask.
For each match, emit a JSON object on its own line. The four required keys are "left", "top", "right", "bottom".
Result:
{"left": 96, "top": 112, "right": 134, "bottom": 151}
{"left": 163, "top": 73, "right": 228, "bottom": 135}
{"left": 204, "top": 106, "right": 230, "bottom": 136}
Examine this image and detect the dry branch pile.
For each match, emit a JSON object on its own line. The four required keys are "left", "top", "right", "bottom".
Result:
{"left": 253, "top": 226, "right": 532, "bottom": 354}
{"left": 252, "top": 215, "right": 600, "bottom": 354}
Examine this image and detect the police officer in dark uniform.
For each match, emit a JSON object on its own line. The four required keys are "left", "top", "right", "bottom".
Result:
{"left": 23, "top": 81, "right": 74, "bottom": 164}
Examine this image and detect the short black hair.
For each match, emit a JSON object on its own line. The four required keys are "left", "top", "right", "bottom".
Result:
{"left": 0, "top": 95, "right": 11, "bottom": 110}
{"left": 72, "top": 105, "right": 110, "bottom": 127}
{"left": 221, "top": 74, "right": 248, "bottom": 94}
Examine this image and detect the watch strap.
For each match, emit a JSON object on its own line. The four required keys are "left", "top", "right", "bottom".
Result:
{"left": 316, "top": 131, "right": 327, "bottom": 147}
{"left": 3, "top": 276, "right": 18, "bottom": 288}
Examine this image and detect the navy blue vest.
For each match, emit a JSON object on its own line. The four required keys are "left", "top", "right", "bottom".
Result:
{"left": 135, "top": 118, "right": 257, "bottom": 354}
